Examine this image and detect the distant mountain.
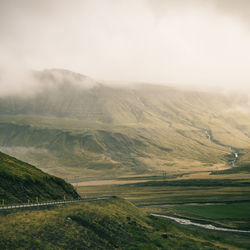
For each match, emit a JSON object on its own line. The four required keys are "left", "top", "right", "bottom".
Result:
{"left": 0, "top": 151, "right": 79, "bottom": 203}
{"left": 0, "top": 69, "right": 249, "bottom": 178}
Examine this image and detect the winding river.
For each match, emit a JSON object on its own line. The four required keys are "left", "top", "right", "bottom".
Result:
{"left": 151, "top": 213, "right": 250, "bottom": 233}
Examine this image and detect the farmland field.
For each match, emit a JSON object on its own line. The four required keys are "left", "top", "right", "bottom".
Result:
{"left": 76, "top": 177, "right": 250, "bottom": 206}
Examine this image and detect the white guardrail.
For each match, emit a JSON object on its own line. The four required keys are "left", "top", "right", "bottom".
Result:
{"left": 0, "top": 197, "right": 112, "bottom": 210}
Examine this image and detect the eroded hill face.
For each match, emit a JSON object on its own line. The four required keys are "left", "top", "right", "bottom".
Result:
{"left": 0, "top": 69, "right": 249, "bottom": 178}
{"left": 0, "top": 151, "right": 79, "bottom": 203}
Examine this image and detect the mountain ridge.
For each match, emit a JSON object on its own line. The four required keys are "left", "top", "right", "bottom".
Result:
{"left": 0, "top": 69, "right": 249, "bottom": 178}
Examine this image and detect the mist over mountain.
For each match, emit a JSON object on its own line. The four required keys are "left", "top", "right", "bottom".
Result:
{"left": 0, "top": 69, "right": 249, "bottom": 179}
{"left": 1, "top": 0, "right": 250, "bottom": 90}
{"left": 1, "top": 2, "right": 250, "bottom": 249}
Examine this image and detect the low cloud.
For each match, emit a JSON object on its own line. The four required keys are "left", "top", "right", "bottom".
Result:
{"left": 0, "top": 0, "right": 250, "bottom": 92}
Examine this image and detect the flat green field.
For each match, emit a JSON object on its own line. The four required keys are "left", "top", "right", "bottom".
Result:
{"left": 171, "top": 203, "right": 250, "bottom": 220}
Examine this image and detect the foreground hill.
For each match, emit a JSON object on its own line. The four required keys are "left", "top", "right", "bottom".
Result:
{"left": 0, "top": 151, "right": 79, "bottom": 203}
{"left": 0, "top": 69, "right": 249, "bottom": 178}
{"left": 0, "top": 197, "right": 248, "bottom": 249}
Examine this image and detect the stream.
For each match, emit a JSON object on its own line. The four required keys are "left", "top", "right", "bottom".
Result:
{"left": 204, "top": 130, "right": 239, "bottom": 166}
{"left": 151, "top": 213, "right": 250, "bottom": 233}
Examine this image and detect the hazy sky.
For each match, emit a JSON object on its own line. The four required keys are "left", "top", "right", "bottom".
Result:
{"left": 1, "top": 0, "right": 250, "bottom": 90}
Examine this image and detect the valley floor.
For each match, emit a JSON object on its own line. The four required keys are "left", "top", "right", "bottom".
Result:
{"left": 74, "top": 173, "right": 250, "bottom": 249}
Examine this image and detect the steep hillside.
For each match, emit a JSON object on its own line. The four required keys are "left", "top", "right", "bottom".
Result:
{"left": 0, "top": 69, "right": 249, "bottom": 178}
{"left": 0, "top": 151, "right": 79, "bottom": 203}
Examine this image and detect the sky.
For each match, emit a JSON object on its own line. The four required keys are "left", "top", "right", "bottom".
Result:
{"left": 1, "top": 0, "right": 250, "bottom": 92}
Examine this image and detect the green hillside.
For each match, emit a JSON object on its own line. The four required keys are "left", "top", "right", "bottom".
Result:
{"left": 0, "top": 151, "right": 79, "bottom": 203}
{"left": 0, "top": 197, "right": 248, "bottom": 249}
{"left": 0, "top": 69, "right": 249, "bottom": 178}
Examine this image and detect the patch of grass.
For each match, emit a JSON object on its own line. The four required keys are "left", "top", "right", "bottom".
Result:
{"left": 123, "top": 178, "right": 250, "bottom": 187}
{"left": 171, "top": 203, "right": 250, "bottom": 220}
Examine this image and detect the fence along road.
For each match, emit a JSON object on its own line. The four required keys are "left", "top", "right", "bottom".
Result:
{"left": 0, "top": 197, "right": 112, "bottom": 210}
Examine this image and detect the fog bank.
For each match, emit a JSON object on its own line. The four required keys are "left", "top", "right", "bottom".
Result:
{"left": 1, "top": 0, "right": 250, "bottom": 93}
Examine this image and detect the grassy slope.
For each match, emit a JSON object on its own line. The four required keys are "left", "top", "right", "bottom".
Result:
{"left": 0, "top": 197, "right": 249, "bottom": 249}
{"left": 0, "top": 69, "right": 249, "bottom": 178}
{"left": 0, "top": 151, "right": 79, "bottom": 203}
